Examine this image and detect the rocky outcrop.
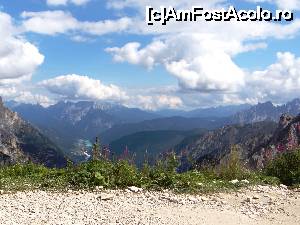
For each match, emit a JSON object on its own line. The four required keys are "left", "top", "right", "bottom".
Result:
{"left": 0, "top": 97, "right": 67, "bottom": 167}
{"left": 176, "top": 121, "right": 277, "bottom": 170}
{"left": 177, "top": 113, "right": 300, "bottom": 170}
{"left": 251, "top": 114, "right": 300, "bottom": 168}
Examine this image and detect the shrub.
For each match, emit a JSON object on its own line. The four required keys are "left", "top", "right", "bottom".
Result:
{"left": 265, "top": 148, "right": 300, "bottom": 186}
{"left": 218, "top": 145, "right": 249, "bottom": 180}
{"left": 112, "top": 160, "right": 139, "bottom": 187}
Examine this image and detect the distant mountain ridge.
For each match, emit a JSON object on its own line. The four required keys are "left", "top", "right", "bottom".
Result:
{"left": 0, "top": 97, "right": 67, "bottom": 167}
{"left": 102, "top": 116, "right": 228, "bottom": 144}
{"left": 158, "top": 104, "right": 251, "bottom": 118}
{"left": 232, "top": 98, "right": 300, "bottom": 124}
{"left": 7, "top": 101, "right": 160, "bottom": 159}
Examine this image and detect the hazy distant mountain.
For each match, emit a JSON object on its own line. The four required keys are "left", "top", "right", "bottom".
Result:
{"left": 0, "top": 98, "right": 66, "bottom": 167}
{"left": 232, "top": 98, "right": 300, "bottom": 124}
{"left": 157, "top": 104, "right": 251, "bottom": 118}
{"left": 102, "top": 116, "right": 228, "bottom": 144}
{"left": 109, "top": 129, "right": 206, "bottom": 166}
{"left": 7, "top": 101, "right": 160, "bottom": 159}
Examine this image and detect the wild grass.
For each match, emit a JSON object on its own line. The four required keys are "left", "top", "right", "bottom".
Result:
{"left": 0, "top": 152, "right": 280, "bottom": 193}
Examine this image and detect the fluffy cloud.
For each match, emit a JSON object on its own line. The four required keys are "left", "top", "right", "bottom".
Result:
{"left": 0, "top": 85, "right": 54, "bottom": 106}
{"left": 248, "top": 52, "right": 300, "bottom": 103}
{"left": 47, "top": 0, "right": 90, "bottom": 6}
{"left": 105, "top": 0, "right": 300, "bottom": 104}
{"left": 106, "top": 34, "right": 246, "bottom": 92}
{"left": 38, "top": 74, "right": 183, "bottom": 110}
{"left": 0, "top": 12, "right": 44, "bottom": 80}
{"left": 39, "top": 74, "right": 128, "bottom": 101}
{"left": 130, "top": 95, "right": 183, "bottom": 110}
{"left": 21, "top": 11, "right": 77, "bottom": 35}
{"left": 21, "top": 11, "right": 132, "bottom": 36}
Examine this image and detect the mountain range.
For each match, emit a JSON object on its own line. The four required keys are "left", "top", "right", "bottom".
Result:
{"left": 232, "top": 99, "right": 300, "bottom": 124}
{"left": 4, "top": 97, "right": 300, "bottom": 166}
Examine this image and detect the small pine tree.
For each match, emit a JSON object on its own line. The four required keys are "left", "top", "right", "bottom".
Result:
{"left": 92, "top": 137, "right": 102, "bottom": 160}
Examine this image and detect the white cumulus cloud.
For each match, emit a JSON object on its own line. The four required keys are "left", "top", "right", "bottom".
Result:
{"left": 0, "top": 85, "right": 54, "bottom": 106}
{"left": 106, "top": 34, "right": 246, "bottom": 93}
{"left": 130, "top": 95, "right": 183, "bottom": 110}
{"left": 21, "top": 10, "right": 132, "bottom": 37}
{"left": 0, "top": 12, "right": 44, "bottom": 80}
{"left": 39, "top": 74, "right": 128, "bottom": 101}
{"left": 248, "top": 51, "right": 300, "bottom": 103}
{"left": 105, "top": 0, "right": 300, "bottom": 106}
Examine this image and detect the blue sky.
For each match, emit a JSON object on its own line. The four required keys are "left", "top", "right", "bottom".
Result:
{"left": 0, "top": 0, "right": 300, "bottom": 110}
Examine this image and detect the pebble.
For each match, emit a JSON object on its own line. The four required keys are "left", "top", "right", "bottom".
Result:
{"left": 252, "top": 195, "right": 260, "bottom": 200}
{"left": 241, "top": 179, "right": 250, "bottom": 184}
{"left": 230, "top": 179, "right": 239, "bottom": 184}
{"left": 200, "top": 196, "right": 209, "bottom": 201}
{"left": 98, "top": 193, "right": 114, "bottom": 201}
{"left": 280, "top": 184, "right": 288, "bottom": 189}
{"left": 126, "top": 186, "right": 143, "bottom": 193}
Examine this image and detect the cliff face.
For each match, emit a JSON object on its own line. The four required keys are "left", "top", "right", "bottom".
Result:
{"left": 251, "top": 114, "right": 300, "bottom": 168}
{"left": 0, "top": 97, "right": 67, "bottom": 167}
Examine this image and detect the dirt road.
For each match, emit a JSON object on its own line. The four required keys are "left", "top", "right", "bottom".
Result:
{"left": 0, "top": 185, "right": 299, "bottom": 225}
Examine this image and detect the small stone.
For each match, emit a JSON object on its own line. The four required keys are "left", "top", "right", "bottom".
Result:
{"left": 126, "top": 186, "right": 143, "bottom": 193}
{"left": 188, "top": 197, "right": 198, "bottom": 202}
{"left": 280, "top": 184, "right": 288, "bottom": 189}
{"left": 168, "top": 197, "right": 179, "bottom": 203}
{"left": 200, "top": 196, "right": 209, "bottom": 201}
{"left": 241, "top": 179, "right": 250, "bottom": 184}
{"left": 252, "top": 195, "right": 260, "bottom": 200}
{"left": 95, "top": 186, "right": 104, "bottom": 191}
{"left": 98, "top": 194, "right": 114, "bottom": 201}
{"left": 245, "top": 197, "right": 252, "bottom": 203}
{"left": 230, "top": 179, "right": 239, "bottom": 184}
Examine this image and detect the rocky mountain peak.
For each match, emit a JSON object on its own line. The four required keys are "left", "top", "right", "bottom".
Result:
{"left": 251, "top": 113, "right": 300, "bottom": 168}
{"left": 279, "top": 113, "right": 294, "bottom": 128}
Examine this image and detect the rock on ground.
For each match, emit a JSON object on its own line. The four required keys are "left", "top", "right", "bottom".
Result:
{"left": 0, "top": 185, "right": 299, "bottom": 225}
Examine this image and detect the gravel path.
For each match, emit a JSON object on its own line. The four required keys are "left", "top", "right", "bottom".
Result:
{"left": 0, "top": 185, "right": 299, "bottom": 225}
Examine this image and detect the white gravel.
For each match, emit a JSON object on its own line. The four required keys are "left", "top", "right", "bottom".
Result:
{"left": 0, "top": 185, "right": 299, "bottom": 225}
